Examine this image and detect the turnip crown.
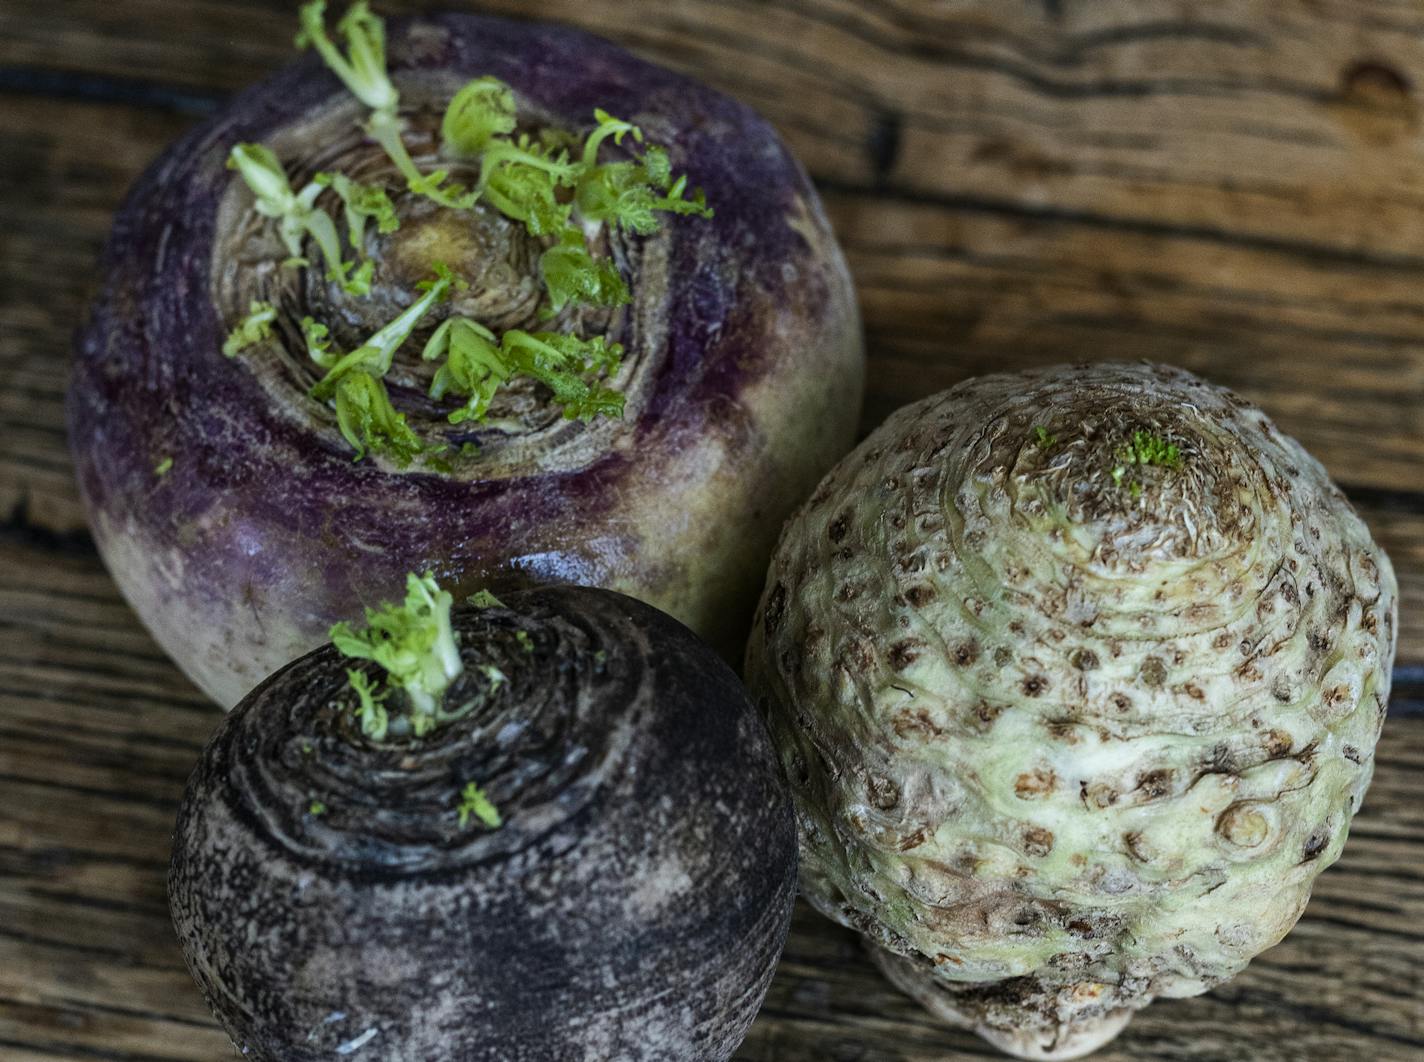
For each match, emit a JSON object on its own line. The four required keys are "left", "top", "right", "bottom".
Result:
{"left": 330, "top": 571, "right": 465, "bottom": 731}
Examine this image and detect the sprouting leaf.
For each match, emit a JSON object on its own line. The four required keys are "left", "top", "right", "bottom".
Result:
{"left": 346, "top": 667, "right": 390, "bottom": 740}
{"left": 442, "top": 76, "right": 518, "bottom": 157}
{"left": 456, "top": 781, "right": 502, "bottom": 829}
{"left": 477, "top": 135, "right": 579, "bottom": 236}
{"left": 573, "top": 113, "right": 712, "bottom": 236}
{"left": 223, "top": 300, "right": 278, "bottom": 358}
{"left": 154, "top": 456, "right": 173, "bottom": 477}
{"left": 330, "top": 572, "right": 463, "bottom": 720}
{"left": 467, "top": 589, "right": 505, "bottom": 608}
{"left": 1117, "top": 430, "right": 1183, "bottom": 471}
{"left": 301, "top": 316, "right": 337, "bottom": 369}
{"left": 227, "top": 144, "right": 370, "bottom": 295}
{"left": 295, "top": 0, "right": 397, "bottom": 114}
{"left": 581, "top": 109, "right": 644, "bottom": 170}
{"left": 514, "top": 630, "right": 534, "bottom": 653}
{"left": 309, "top": 800, "right": 328, "bottom": 816}
{"left": 298, "top": 2, "right": 477, "bottom": 210}
{"left": 423, "top": 317, "right": 510, "bottom": 424}
{"left": 315, "top": 171, "right": 399, "bottom": 251}
{"left": 310, "top": 262, "right": 459, "bottom": 402}
{"left": 539, "top": 230, "right": 630, "bottom": 313}
{"left": 329, "top": 370, "right": 427, "bottom": 465}
{"left": 1032, "top": 425, "right": 1055, "bottom": 450}
{"left": 499, "top": 329, "right": 625, "bottom": 421}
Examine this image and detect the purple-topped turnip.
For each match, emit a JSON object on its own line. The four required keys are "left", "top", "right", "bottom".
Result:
{"left": 169, "top": 576, "right": 797, "bottom": 1060}
{"left": 70, "top": 1, "right": 863, "bottom": 707}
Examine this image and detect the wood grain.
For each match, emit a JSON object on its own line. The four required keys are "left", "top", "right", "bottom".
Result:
{"left": 3, "top": 1, "right": 1424, "bottom": 1059}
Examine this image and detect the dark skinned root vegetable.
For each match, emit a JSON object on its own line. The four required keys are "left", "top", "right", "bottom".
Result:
{"left": 745, "top": 363, "right": 1397, "bottom": 1060}
{"left": 168, "top": 585, "right": 797, "bottom": 1062}
{"left": 69, "top": 11, "right": 863, "bottom": 708}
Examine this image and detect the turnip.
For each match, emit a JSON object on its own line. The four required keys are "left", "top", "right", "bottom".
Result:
{"left": 69, "top": 2, "right": 863, "bottom": 707}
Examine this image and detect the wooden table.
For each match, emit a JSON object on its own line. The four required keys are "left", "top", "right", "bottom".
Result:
{"left": 3, "top": 2, "right": 1422, "bottom": 1059}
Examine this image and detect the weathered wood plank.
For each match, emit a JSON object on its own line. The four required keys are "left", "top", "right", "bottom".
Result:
{"left": 9, "top": 1, "right": 1424, "bottom": 251}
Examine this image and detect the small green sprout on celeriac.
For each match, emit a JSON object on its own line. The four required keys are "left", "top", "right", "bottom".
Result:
{"left": 309, "top": 800, "right": 327, "bottom": 816}
{"left": 297, "top": 0, "right": 477, "bottom": 210}
{"left": 1032, "top": 426, "right": 1055, "bottom": 450}
{"left": 223, "top": 300, "right": 278, "bottom": 357}
{"left": 154, "top": 456, "right": 173, "bottom": 477}
{"left": 468, "top": 589, "right": 505, "bottom": 608}
{"left": 1119, "top": 430, "right": 1184, "bottom": 471}
{"left": 331, "top": 572, "right": 463, "bottom": 732}
{"left": 1111, "top": 430, "right": 1184, "bottom": 496}
{"left": 456, "top": 781, "right": 502, "bottom": 829}
{"left": 515, "top": 630, "right": 534, "bottom": 653}
{"left": 227, "top": 143, "right": 372, "bottom": 296}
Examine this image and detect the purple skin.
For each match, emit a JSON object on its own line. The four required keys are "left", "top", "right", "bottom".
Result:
{"left": 69, "top": 12, "right": 864, "bottom": 707}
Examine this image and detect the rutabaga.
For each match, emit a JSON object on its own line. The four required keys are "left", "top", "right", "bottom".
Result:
{"left": 69, "top": 6, "right": 863, "bottom": 706}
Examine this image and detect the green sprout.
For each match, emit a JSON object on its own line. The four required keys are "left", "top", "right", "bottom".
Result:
{"left": 499, "top": 330, "right": 625, "bottom": 421}
{"left": 467, "top": 589, "right": 506, "bottom": 609}
{"left": 309, "top": 800, "right": 328, "bottom": 816}
{"left": 314, "top": 171, "right": 399, "bottom": 251}
{"left": 440, "top": 83, "right": 711, "bottom": 309}
{"left": 346, "top": 667, "right": 390, "bottom": 740}
{"left": 480, "top": 664, "right": 508, "bottom": 692}
{"left": 223, "top": 300, "right": 278, "bottom": 357}
{"left": 331, "top": 572, "right": 464, "bottom": 726}
{"left": 1032, "top": 425, "right": 1055, "bottom": 450}
{"left": 422, "top": 317, "right": 512, "bottom": 425}
{"left": 1118, "top": 430, "right": 1183, "bottom": 471}
{"left": 441, "top": 76, "right": 518, "bottom": 157}
{"left": 423, "top": 320, "right": 624, "bottom": 424}
{"left": 308, "top": 264, "right": 462, "bottom": 463}
{"left": 226, "top": 144, "right": 372, "bottom": 296}
{"left": 456, "top": 781, "right": 502, "bottom": 829}
{"left": 311, "top": 263, "right": 460, "bottom": 398}
{"left": 1111, "top": 430, "right": 1184, "bottom": 497}
{"left": 475, "top": 133, "right": 580, "bottom": 235}
{"left": 297, "top": 0, "right": 477, "bottom": 210}
{"left": 539, "top": 230, "right": 630, "bottom": 313}
{"left": 154, "top": 456, "right": 173, "bottom": 477}
{"left": 515, "top": 630, "right": 534, "bottom": 653}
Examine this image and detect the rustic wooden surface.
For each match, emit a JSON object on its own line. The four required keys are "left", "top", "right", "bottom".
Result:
{"left": 2, "top": 2, "right": 1423, "bottom": 1059}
